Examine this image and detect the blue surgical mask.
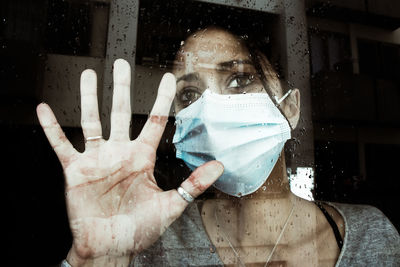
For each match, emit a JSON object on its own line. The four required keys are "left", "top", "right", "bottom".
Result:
{"left": 173, "top": 89, "right": 291, "bottom": 197}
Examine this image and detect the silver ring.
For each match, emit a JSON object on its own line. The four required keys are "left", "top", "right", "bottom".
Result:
{"left": 61, "top": 259, "right": 72, "bottom": 267}
{"left": 85, "top": 135, "right": 103, "bottom": 142}
{"left": 177, "top": 186, "right": 194, "bottom": 203}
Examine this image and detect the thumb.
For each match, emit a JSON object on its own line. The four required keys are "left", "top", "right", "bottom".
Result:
{"left": 180, "top": 160, "right": 224, "bottom": 199}
{"left": 158, "top": 161, "right": 224, "bottom": 237}
{"left": 166, "top": 160, "right": 224, "bottom": 219}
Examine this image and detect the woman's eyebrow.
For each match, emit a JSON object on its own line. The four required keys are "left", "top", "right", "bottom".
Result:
{"left": 176, "top": 72, "right": 199, "bottom": 84}
{"left": 176, "top": 59, "right": 254, "bottom": 83}
{"left": 217, "top": 59, "right": 254, "bottom": 70}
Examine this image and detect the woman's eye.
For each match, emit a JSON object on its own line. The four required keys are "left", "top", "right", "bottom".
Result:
{"left": 178, "top": 88, "right": 201, "bottom": 106}
{"left": 227, "top": 74, "right": 255, "bottom": 89}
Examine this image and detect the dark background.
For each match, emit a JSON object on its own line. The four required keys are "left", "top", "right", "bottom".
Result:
{"left": 1, "top": 0, "right": 399, "bottom": 266}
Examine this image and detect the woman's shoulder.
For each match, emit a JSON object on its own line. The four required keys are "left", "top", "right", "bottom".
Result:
{"left": 325, "top": 201, "right": 400, "bottom": 266}
{"left": 327, "top": 202, "right": 397, "bottom": 232}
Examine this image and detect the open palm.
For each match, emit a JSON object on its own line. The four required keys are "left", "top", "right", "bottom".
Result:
{"left": 36, "top": 59, "right": 223, "bottom": 265}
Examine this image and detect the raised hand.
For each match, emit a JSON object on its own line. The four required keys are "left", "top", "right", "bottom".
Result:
{"left": 36, "top": 59, "right": 223, "bottom": 266}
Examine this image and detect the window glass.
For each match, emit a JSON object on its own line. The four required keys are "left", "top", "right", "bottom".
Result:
{"left": 309, "top": 30, "right": 352, "bottom": 74}
{"left": 2, "top": 0, "right": 400, "bottom": 265}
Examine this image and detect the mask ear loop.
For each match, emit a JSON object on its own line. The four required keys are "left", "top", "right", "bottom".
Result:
{"left": 250, "top": 53, "right": 294, "bottom": 130}
{"left": 274, "top": 89, "right": 293, "bottom": 105}
{"left": 274, "top": 88, "right": 294, "bottom": 130}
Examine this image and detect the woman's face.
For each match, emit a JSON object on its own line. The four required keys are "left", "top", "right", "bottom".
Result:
{"left": 172, "top": 28, "right": 268, "bottom": 113}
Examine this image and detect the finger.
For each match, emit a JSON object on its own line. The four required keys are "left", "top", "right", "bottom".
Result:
{"left": 36, "top": 103, "right": 77, "bottom": 167}
{"left": 180, "top": 160, "right": 224, "bottom": 199}
{"left": 159, "top": 161, "right": 224, "bottom": 227}
{"left": 80, "top": 69, "right": 103, "bottom": 149}
{"left": 137, "top": 73, "right": 176, "bottom": 150}
{"left": 110, "top": 59, "right": 132, "bottom": 141}
{"left": 166, "top": 161, "right": 224, "bottom": 216}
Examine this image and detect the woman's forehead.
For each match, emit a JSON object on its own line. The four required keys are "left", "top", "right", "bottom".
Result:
{"left": 173, "top": 29, "right": 250, "bottom": 72}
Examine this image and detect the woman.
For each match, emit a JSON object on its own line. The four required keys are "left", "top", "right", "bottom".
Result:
{"left": 37, "top": 27, "right": 399, "bottom": 266}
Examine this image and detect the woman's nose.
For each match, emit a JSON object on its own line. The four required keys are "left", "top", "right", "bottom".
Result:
{"left": 204, "top": 75, "right": 223, "bottom": 94}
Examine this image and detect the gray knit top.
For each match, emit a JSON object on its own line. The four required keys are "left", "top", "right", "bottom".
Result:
{"left": 133, "top": 201, "right": 400, "bottom": 267}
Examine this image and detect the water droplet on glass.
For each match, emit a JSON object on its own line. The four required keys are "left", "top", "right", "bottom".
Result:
{"left": 209, "top": 246, "right": 215, "bottom": 253}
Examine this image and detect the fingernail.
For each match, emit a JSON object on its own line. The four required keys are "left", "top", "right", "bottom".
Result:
{"left": 202, "top": 161, "right": 224, "bottom": 184}
{"left": 212, "top": 161, "right": 224, "bottom": 177}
